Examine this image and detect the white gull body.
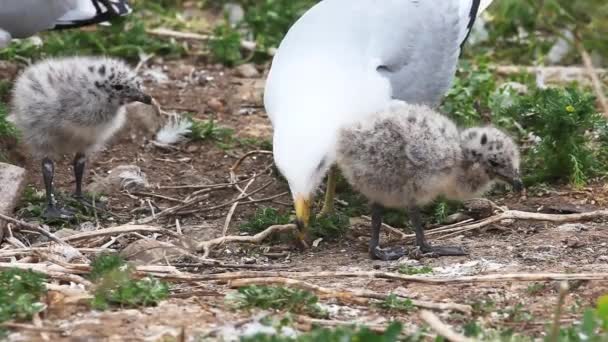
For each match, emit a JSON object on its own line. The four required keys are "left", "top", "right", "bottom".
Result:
{"left": 264, "top": 0, "right": 494, "bottom": 201}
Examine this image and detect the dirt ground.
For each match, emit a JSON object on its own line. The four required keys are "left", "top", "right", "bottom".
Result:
{"left": 1, "top": 57, "right": 608, "bottom": 342}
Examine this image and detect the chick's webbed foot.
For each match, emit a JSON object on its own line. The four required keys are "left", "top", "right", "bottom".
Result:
{"left": 43, "top": 205, "right": 75, "bottom": 220}
{"left": 72, "top": 193, "right": 106, "bottom": 210}
{"left": 370, "top": 246, "right": 407, "bottom": 261}
{"left": 419, "top": 244, "right": 468, "bottom": 256}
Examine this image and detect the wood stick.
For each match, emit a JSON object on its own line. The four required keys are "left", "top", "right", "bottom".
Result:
{"left": 576, "top": 39, "right": 608, "bottom": 116}
{"left": 0, "top": 213, "right": 68, "bottom": 246}
{"left": 195, "top": 224, "right": 297, "bottom": 258}
{"left": 0, "top": 322, "right": 64, "bottom": 334}
{"left": 431, "top": 209, "right": 608, "bottom": 241}
{"left": 160, "top": 270, "right": 608, "bottom": 284}
{"left": 61, "top": 224, "right": 179, "bottom": 242}
{"left": 420, "top": 310, "right": 472, "bottom": 342}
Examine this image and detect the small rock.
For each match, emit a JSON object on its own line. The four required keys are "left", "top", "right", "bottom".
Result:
{"left": 556, "top": 223, "right": 587, "bottom": 232}
{"left": 235, "top": 63, "right": 260, "bottom": 78}
{"left": 444, "top": 212, "right": 470, "bottom": 224}
{"left": 462, "top": 198, "right": 494, "bottom": 220}
{"left": 120, "top": 239, "right": 183, "bottom": 265}
{"left": 598, "top": 256, "right": 608, "bottom": 262}
{"left": 223, "top": 2, "right": 245, "bottom": 26}
{"left": 207, "top": 98, "right": 224, "bottom": 113}
{"left": 87, "top": 165, "right": 149, "bottom": 195}
{"left": 79, "top": 221, "right": 97, "bottom": 232}
{"left": 242, "top": 257, "right": 256, "bottom": 265}
{"left": 565, "top": 238, "right": 585, "bottom": 249}
{"left": 53, "top": 228, "right": 78, "bottom": 239}
{"left": 0, "top": 163, "right": 27, "bottom": 242}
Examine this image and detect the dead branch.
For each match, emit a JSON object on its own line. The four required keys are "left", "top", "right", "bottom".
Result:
{"left": 61, "top": 224, "right": 179, "bottom": 242}
{"left": 164, "top": 270, "right": 608, "bottom": 285}
{"left": 229, "top": 277, "right": 471, "bottom": 313}
{"left": 176, "top": 180, "right": 274, "bottom": 216}
{"left": 195, "top": 224, "right": 297, "bottom": 258}
{"left": 577, "top": 40, "right": 608, "bottom": 116}
{"left": 420, "top": 310, "right": 473, "bottom": 342}
{"left": 0, "top": 322, "right": 64, "bottom": 334}
{"left": 0, "top": 213, "right": 68, "bottom": 246}
{"left": 222, "top": 177, "right": 256, "bottom": 237}
{"left": 494, "top": 65, "right": 607, "bottom": 85}
{"left": 434, "top": 209, "right": 608, "bottom": 241}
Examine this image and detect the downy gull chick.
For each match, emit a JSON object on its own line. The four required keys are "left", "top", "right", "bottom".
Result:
{"left": 10, "top": 56, "right": 152, "bottom": 219}
{"left": 336, "top": 101, "right": 522, "bottom": 260}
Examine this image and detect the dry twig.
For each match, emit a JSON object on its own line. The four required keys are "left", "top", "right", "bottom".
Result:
{"left": 0, "top": 213, "right": 68, "bottom": 246}
{"left": 194, "top": 224, "right": 297, "bottom": 258}
{"left": 420, "top": 310, "right": 472, "bottom": 342}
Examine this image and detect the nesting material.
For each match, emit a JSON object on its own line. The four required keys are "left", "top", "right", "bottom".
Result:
{"left": 87, "top": 165, "right": 149, "bottom": 195}
{"left": 154, "top": 114, "right": 193, "bottom": 145}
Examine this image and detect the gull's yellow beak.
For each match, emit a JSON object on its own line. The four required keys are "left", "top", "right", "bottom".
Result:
{"left": 294, "top": 194, "right": 311, "bottom": 248}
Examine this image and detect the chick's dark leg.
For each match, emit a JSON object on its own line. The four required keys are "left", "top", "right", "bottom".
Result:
{"left": 72, "top": 153, "right": 104, "bottom": 209}
{"left": 409, "top": 206, "right": 467, "bottom": 256}
{"left": 73, "top": 153, "right": 86, "bottom": 198}
{"left": 41, "top": 158, "right": 74, "bottom": 219}
{"left": 369, "top": 203, "right": 407, "bottom": 260}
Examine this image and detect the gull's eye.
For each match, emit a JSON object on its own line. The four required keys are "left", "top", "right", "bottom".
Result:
{"left": 489, "top": 160, "right": 500, "bottom": 168}
{"left": 112, "top": 84, "right": 124, "bottom": 91}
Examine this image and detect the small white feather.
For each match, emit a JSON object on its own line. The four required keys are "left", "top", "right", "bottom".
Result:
{"left": 154, "top": 114, "right": 192, "bottom": 145}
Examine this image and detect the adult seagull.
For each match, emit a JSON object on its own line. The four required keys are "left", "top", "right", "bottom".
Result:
{"left": 264, "top": 0, "right": 494, "bottom": 247}
{"left": 0, "top": 0, "right": 131, "bottom": 48}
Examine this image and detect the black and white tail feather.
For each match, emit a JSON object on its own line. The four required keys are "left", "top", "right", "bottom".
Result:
{"left": 459, "top": 0, "right": 493, "bottom": 50}
{"left": 53, "top": 0, "right": 132, "bottom": 30}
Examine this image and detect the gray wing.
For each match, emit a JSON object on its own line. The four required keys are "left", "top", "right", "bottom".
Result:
{"left": 372, "top": 0, "right": 476, "bottom": 107}
{"left": 0, "top": 0, "right": 73, "bottom": 38}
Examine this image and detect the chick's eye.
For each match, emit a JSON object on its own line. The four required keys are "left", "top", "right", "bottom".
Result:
{"left": 112, "top": 84, "right": 124, "bottom": 90}
{"left": 489, "top": 160, "right": 500, "bottom": 168}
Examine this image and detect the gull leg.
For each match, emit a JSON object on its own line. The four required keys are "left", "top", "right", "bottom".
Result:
{"left": 409, "top": 206, "right": 467, "bottom": 256}
{"left": 319, "top": 166, "right": 337, "bottom": 216}
{"left": 72, "top": 153, "right": 104, "bottom": 209}
{"left": 369, "top": 203, "right": 407, "bottom": 260}
{"left": 42, "top": 158, "right": 74, "bottom": 220}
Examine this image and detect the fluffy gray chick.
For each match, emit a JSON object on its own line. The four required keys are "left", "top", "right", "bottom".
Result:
{"left": 337, "top": 100, "right": 522, "bottom": 260}
{"left": 10, "top": 56, "right": 152, "bottom": 219}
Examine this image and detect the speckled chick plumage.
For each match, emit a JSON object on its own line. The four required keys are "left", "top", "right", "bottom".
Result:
{"left": 10, "top": 56, "right": 146, "bottom": 158}
{"left": 336, "top": 101, "right": 520, "bottom": 208}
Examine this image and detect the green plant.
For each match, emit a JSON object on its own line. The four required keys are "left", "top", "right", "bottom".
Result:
{"left": 0, "top": 101, "right": 17, "bottom": 139}
{"left": 310, "top": 211, "right": 349, "bottom": 240}
{"left": 526, "top": 283, "right": 546, "bottom": 296}
{"left": 441, "top": 58, "right": 497, "bottom": 127}
{"left": 90, "top": 255, "right": 169, "bottom": 310}
{"left": 377, "top": 294, "right": 414, "bottom": 313}
{"left": 0, "top": 269, "right": 47, "bottom": 335}
{"left": 501, "top": 86, "right": 602, "bottom": 186}
{"left": 482, "top": 0, "right": 608, "bottom": 64}
{"left": 210, "top": 0, "right": 316, "bottom": 64}
{"left": 209, "top": 22, "right": 243, "bottom": 65}
{"left": 188, "top": 117, "right": 235, "bottom": 148}
{"left": 398, "top": 265, "right": 433, "bottom": 275}
{"left": 241, "top": 321, "right": 404, "bottom": 342}
{"left": 551, "top": 295, "right": 608, "bottom": 341}
{"left": 240, "top": 207, "right": 290, "bottom": 235}
{"left": 227, "top": 285, "right": 327, "bottom": 318}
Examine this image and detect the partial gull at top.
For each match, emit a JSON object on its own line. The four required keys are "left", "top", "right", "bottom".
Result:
{"left": 0, "top": 0, "right": 131, "bottom": 48}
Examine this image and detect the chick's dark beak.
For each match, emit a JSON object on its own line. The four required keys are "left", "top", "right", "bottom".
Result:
{"left": 138, "top": 93, "right": 153, "bottom": 105}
